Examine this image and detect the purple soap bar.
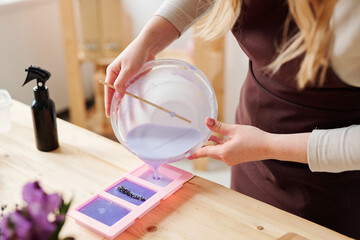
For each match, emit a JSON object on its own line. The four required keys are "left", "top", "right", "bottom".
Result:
{"left": 107, "top": 179, "right": 156, "bottom": 206}
{"left": 79, "top": 197, "right": 130, "bottom": 226}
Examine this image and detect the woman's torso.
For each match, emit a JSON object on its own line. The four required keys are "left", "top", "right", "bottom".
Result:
{"left": 231, "top": 0, "right": 360, "bottom": 238}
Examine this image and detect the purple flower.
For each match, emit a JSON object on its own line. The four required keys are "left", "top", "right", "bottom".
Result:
{"left": 0, "top": 214, "right": 13, "bottom": 239}
{"left": 21, "top": 181, "right": 62, "bottom": 239}
{"left": 22, "top": 182, "right": 62, "bottom": 217}
{"left": 0, "top": 210, "right": 31, "bottom": 240}
{"left": 0, "top": 181, "right": 72, "bottom": 240}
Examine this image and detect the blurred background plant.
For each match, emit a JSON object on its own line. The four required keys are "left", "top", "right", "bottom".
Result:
{"left": 0, "top": 181, "right": 73, "bottom": 240}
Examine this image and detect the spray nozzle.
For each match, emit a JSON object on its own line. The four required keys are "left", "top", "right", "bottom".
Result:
{"left": 23, "top": 65, "right": 51, "bottom": 89}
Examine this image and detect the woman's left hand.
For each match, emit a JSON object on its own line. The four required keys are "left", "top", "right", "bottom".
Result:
{"left": 188, "top": 118, "right": 309, "bottom": 166}
{"left": 188, "top": 118, "right": 271, "bottom": 166}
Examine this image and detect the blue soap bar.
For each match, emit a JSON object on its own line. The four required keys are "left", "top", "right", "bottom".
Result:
{"left": 107, "top": 179, "right": 156, "bottom": 206}
{"left": 79, "top": 197, "right": 130, "bottom": 226}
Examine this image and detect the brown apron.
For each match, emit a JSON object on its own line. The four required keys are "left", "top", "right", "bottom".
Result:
{"left": 231, "top": 0, "right": 360, "bottom": 238}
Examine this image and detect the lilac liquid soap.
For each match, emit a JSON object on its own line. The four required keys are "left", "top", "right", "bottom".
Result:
{"left": 126, "top": 123, "right": 201, "bottom": 180}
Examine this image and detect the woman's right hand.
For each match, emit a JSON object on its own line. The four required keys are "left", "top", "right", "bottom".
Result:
{"left": 104, "top": 39, "right": 154, "bottom": 117}
{"left": 104, "top": 16, "right": 180, "bottom": 117}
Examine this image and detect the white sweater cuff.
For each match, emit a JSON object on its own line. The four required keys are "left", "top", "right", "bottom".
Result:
{"left": 308, "top": 125, "right": 360, "bottom": 173}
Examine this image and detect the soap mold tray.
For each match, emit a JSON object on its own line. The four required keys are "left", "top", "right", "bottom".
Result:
{"left": 68, "top": 164, "right": 193, "bottom": 239}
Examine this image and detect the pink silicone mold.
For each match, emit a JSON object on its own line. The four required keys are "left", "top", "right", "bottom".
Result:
{"left": 67, "top": 164, "right": 193, "bottom": 239}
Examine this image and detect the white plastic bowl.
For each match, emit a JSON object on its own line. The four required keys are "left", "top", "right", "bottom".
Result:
{"left": 110, "top": 59, "right": 218, "bottom": 165}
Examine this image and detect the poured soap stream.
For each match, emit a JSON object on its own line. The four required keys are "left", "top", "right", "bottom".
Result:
{"left": 126, "top": 123, "right": 201, "bottom": 179}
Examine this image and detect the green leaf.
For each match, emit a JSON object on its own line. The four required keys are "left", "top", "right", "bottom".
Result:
{"left": 49, "top": 198, "right": 73, "bottom": 240}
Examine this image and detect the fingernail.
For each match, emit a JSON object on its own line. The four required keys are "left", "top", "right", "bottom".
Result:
{"left": 206, "top": 118, "right": 215, "bottom": 127}
{"left": 115, "top": 92, "right": 121, "bottom": 101}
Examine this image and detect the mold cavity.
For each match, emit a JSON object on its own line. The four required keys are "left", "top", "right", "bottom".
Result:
{"left": 107, "top": 179, "right": 156, "bottom": 205}
{"left": 78, "top": 197, "right": 130, "bottom": 226}
{"left": 139, "top": 170, "right": 173, "bottom": 187}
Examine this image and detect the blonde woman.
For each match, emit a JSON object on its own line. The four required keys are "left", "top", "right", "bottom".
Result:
{"left": 104, "top": 0, "right": 360, "bottom": 237}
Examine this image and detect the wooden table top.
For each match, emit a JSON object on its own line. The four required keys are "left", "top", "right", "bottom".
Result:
{"left": 0, "top": 100, "right": 350, "bottom": 240}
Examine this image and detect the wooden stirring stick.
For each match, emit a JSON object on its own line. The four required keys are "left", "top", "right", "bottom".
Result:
{"left": 99, "top": 80, "right": 191, "bottom": 123}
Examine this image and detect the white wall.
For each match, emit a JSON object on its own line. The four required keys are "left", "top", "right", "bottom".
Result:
{"left": 0, "top": 0, "right": 93, "bottom": 113}
{"left": 122, "top": 0, "right": 193, "bottom": 50}
{"left": 0, "top": 0, "right": 248, "bottom": 122}
{"left": 224, "top": 33, "right": 248, "bottom": 123}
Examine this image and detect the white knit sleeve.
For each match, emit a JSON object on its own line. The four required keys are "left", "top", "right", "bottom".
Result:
{"left": 329, "top": 0, "right": 360, "bottom": 87}
{"left": 154, "top": 0, "right": 214, "bottom": 34}
{"left": 308, "top": 125, "right": 360, "bottom": 172}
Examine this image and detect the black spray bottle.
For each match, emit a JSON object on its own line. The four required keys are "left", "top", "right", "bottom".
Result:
{"left": 23, "top": 65, "right": 59, "bottom": 151}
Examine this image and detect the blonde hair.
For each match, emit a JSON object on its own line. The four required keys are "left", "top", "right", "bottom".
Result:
{"left": 196, "top": 0, "right": 241, "bottom": 41}
{"left": 198, "top": 0, "right": 338, "bottom": 88}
